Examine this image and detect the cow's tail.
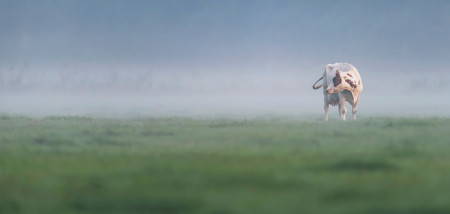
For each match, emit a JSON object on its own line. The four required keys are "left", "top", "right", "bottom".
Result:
{"left": 312, "top": 77, "right": 323, "bottom": 89}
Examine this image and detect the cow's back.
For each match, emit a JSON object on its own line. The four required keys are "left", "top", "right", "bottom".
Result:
{"left": 323, "top": 63, "right": 362, "bottom": 89}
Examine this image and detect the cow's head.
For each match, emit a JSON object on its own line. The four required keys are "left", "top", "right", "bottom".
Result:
{"left": 326, "top": 70, "right": 357, "bottom": 94}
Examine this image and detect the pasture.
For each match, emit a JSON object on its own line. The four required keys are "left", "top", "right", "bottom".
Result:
{"left": 0, "top": 115, "right": 449, "bottom": 213}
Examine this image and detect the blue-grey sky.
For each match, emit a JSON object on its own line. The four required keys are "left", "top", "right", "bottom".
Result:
{"left": 1, "top": 0, "right": 450, "bottom": 71}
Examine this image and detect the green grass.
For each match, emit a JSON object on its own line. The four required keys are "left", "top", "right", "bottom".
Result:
{"left": 1, "top": 115, "right": 450, "bottom": 214}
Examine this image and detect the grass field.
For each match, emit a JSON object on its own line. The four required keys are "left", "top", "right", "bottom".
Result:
{"left": 1, "top": 115, "right": 449, "bottom": 214}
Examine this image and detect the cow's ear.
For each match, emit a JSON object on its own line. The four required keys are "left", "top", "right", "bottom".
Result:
{"left": 336, "top": 70, "right": 340, "bottom": 76}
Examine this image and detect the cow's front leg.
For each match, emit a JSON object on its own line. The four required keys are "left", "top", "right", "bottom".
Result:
{"left": 352, "top": 104, "right": 357, "bottom": 120}
{"left": 338, "top": 95, "right": 347, "bottom": 121}
{"left": 352, "top": 99, "right": 359, "bottom": 120}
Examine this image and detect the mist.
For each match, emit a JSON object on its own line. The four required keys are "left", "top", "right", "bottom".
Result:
{"left": 1, "top": 0, "right": 450, "bottom": 118}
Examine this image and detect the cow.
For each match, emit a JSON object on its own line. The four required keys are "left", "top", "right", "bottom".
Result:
{"left": 312, "top": 62, "right": 363, "bottom": 121}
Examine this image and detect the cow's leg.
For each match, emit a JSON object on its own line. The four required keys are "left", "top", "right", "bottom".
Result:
{"left": 352, "top": 99, "right": 359, "bottom": 120}
{"left": 338, "top": 94, "right": 347, "bottom": 121}
{"left": 352, "top": 105, "right": 357, "bottom": 120}
{"left": 324, "top": 94, "right": 329, "bottom": 121}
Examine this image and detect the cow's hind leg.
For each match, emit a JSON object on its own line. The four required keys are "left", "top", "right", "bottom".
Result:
{"left": 338, "top": 94, "right": 347, "bottom": 121}
{"left": 324, "top": 94, "right": 329, "bottom": 121}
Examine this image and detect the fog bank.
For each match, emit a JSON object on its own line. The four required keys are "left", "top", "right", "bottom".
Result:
{"left": 1, "top": 68, "right": 449, "bottom": 118}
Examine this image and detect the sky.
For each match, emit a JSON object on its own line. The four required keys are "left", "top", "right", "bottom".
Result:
{"left": 1, "top": 0, "right": 450, "bottom": 116}
{"left": 2, "top": 0, "right": 449, "bottom": 69}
